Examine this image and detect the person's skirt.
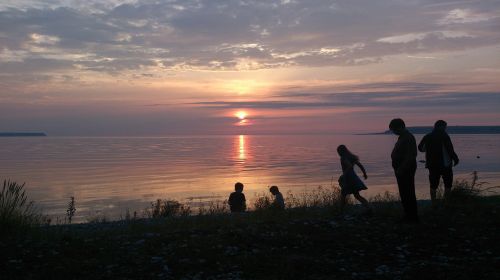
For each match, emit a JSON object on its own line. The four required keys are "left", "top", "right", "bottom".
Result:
{"left": 338, "top": 169, "right": 367, "bottom": 196}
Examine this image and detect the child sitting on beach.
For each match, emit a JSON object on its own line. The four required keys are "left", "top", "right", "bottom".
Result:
{"left": 228, "top": 182, "right": 246, "bottom": 212}
{"left": 269, "top": 185, "right": 285, "bottom": 210}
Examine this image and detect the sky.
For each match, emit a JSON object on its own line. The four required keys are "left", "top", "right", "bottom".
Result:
{"left": 0, "top": 0, "right": 499, "bottom": 135}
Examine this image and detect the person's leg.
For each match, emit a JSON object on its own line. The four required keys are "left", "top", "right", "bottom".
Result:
{"left": 396, "top": 174, "right": 411, "bottom": 218}
{"left": 442, "top": 167, "right": 453, "bottom": 199}
{"left": 397, "top": 170, "right": 418, "bottom": 222}
{"left": 428, "top": 168, "right": 440, "bottom": 203}
{"left": 340, "top": 194, "right": 347, "bottom": 212}
{"left": 353, "top": 192, "right": 369, "bottom": 207}
{"left": 353, "top": 192, "right": 372, "bottom": 215}
{"left": 406, "top": 168, "right": 419, "bottom": 221}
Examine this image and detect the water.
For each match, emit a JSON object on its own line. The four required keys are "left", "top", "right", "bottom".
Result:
{"left": 1, "top": 134, "right": 499, "bottom": 222}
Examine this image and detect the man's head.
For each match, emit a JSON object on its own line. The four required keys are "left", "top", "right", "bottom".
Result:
{"left": 235, "top": 182, "right": 244, "bottom": 192}
{"left": 389, "top": 118, "right": 406, "bottom": 135}
{"left": 434, "top": 120, "right": 447, "bottom": 131}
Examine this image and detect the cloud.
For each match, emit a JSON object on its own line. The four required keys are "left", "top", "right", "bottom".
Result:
{"left": 191, "top": 89, "right": 500, "bottom": 111}
{"left": 1, "top": 0, "right": 499, "bottom": 76}
{"left": 438, "top": 8, "right": 496, "bottom": 25}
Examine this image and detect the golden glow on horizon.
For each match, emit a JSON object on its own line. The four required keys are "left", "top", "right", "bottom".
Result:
{"left": 225, "top": 80, "right": 267, "bottom": 95}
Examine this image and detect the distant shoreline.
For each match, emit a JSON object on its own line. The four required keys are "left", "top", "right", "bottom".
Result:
{"left": 2, "top": 127, "right": 500, "bottom": 137}
{"left": 0, "top": 132, "right": 47, "bottom": 137}
{"left": 367, "top": 125, "right": 500, "bottom": 135}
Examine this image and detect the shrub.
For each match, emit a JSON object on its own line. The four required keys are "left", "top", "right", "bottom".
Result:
{"left": 446, "top": 171, "right": 500, "bottom": 201}
{"left": 146, "top": 199, "right": 191, "bottom": 218}
{"left": 67, "top": 196, "right": 76, "bottom": 224}
{"left": 0, "top": 180, "right": 42, "bottom": 230}
{"left": 253, "top": 195, "right": 272, "bottom": 211}
{"left": 369, "top": 191, "right": 399, "bottom": 203}
{"left": 252, "top": 185, "right": 344, "bottom": 212}
{"left": 286, "top": 185, "right": 343, "bottom": 209}
{"left": 86, "top": 214, "right": 108, "bottom": 224}
{"left": 197, "top": 200, "right": 229, "bottom": 215}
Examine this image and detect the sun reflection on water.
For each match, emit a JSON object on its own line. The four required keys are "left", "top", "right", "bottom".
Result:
{"left": 239, "top": 135, "right": 246, "bottom": 161}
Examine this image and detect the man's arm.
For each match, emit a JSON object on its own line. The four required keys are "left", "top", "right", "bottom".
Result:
{"left": 444, "top": 134, "right": 459, "bottom": 166}
{"left": 418, "top": 134, "right": 427, "bottom": 152}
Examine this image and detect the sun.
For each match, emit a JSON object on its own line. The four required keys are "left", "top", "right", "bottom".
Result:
{"left": 234, "top": 111, "right": 250, "bottom": 126}
{"left": 236, "top": 111, "right": 247, "bottom": 120}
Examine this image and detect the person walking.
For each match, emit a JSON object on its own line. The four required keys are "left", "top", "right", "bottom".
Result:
{"left": 389, "top": 118, "right": 419, "bottom": 223}
{"left": 418, "top": 120, "right": 459, "bottom": 203}
{"left": 337, "top": 145, "right": 371, "bottom": 213}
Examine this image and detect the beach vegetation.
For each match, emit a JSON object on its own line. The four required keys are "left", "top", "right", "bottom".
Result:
{"left": 66, "top": 196, "right": 76, "bottom": 224}
{"left": 145, "top": 199, "right": 192, "bottom": 218}
{"left": 0, "top": 180, "right": 43, "bottom": 231}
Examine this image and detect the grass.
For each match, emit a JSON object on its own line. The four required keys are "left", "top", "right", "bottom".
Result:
{"left": 0, "top": 175, "right": 499, "bottom": 279}
{"left": 145, "top": 199, "right": 192, "bottom": 218}
{"left": 448, "top": 171, "right": 500, "bottom": 198}
{"left": 0, "top": 180, "right": 44, "bottom": 232}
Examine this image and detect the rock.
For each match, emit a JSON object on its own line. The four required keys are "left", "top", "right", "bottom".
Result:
{"left": 343, "top": 215, "right": 354, "bottom": 221}
{"left": 151, "top": 257, "right": 164, "bottom": 263}
{"left": 224, "top": 246, "right": 239, "bottom": 256}
{"left": 135, "top": 239, "right": 146, "bottom": 246}
{"left": 375, "top": 265, "right": 390, "bottom": 275}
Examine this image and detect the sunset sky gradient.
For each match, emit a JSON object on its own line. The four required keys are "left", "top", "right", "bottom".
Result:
{"left": 1, "top": 0, "right": 499, "bottom": 135}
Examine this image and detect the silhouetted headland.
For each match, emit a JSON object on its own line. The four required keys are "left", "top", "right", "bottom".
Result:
{"left": 367, "top": 126, "right": 500, "bottom": 135}
{"left": 0, "top": 132, "right": 46, "bottom": 137}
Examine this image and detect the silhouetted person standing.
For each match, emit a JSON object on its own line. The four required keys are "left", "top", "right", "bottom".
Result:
{"left": 228, "top": 182, "right": 246, "bottom": 213}
{"left": 389, "top": 118, "right": 419, "bottom": 223}
{"left": 418, "top": 120, "right": 459, "bottom": 202}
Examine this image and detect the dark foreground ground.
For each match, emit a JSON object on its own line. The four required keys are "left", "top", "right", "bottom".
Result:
{"left": 1, "top": 196, "right": 499, "bottom": 280}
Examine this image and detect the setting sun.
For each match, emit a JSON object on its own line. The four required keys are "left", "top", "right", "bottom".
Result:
{"left": 234, "top": 110, "right": 249, "bottom": 126}
{"left": 236, "top": 111, "right": 247, "bottom": 120}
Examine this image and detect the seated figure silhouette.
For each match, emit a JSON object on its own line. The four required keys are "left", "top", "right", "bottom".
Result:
{"left": 228, "top": 182, "right": 246, "bottom": 213}
{"left": 269, "top": 185, "right": 285, "bottom": 210}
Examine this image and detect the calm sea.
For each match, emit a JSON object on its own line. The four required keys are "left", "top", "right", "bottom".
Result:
{"left": 1, "top": 134, "right": 499, "bottom": 222}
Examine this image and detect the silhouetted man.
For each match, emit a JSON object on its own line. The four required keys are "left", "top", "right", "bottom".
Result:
{"left": 389, "top": 118, "right": 419, "bottom": 223}
{"left": 418, "top": 120, "right": 459, "bottom": 202}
